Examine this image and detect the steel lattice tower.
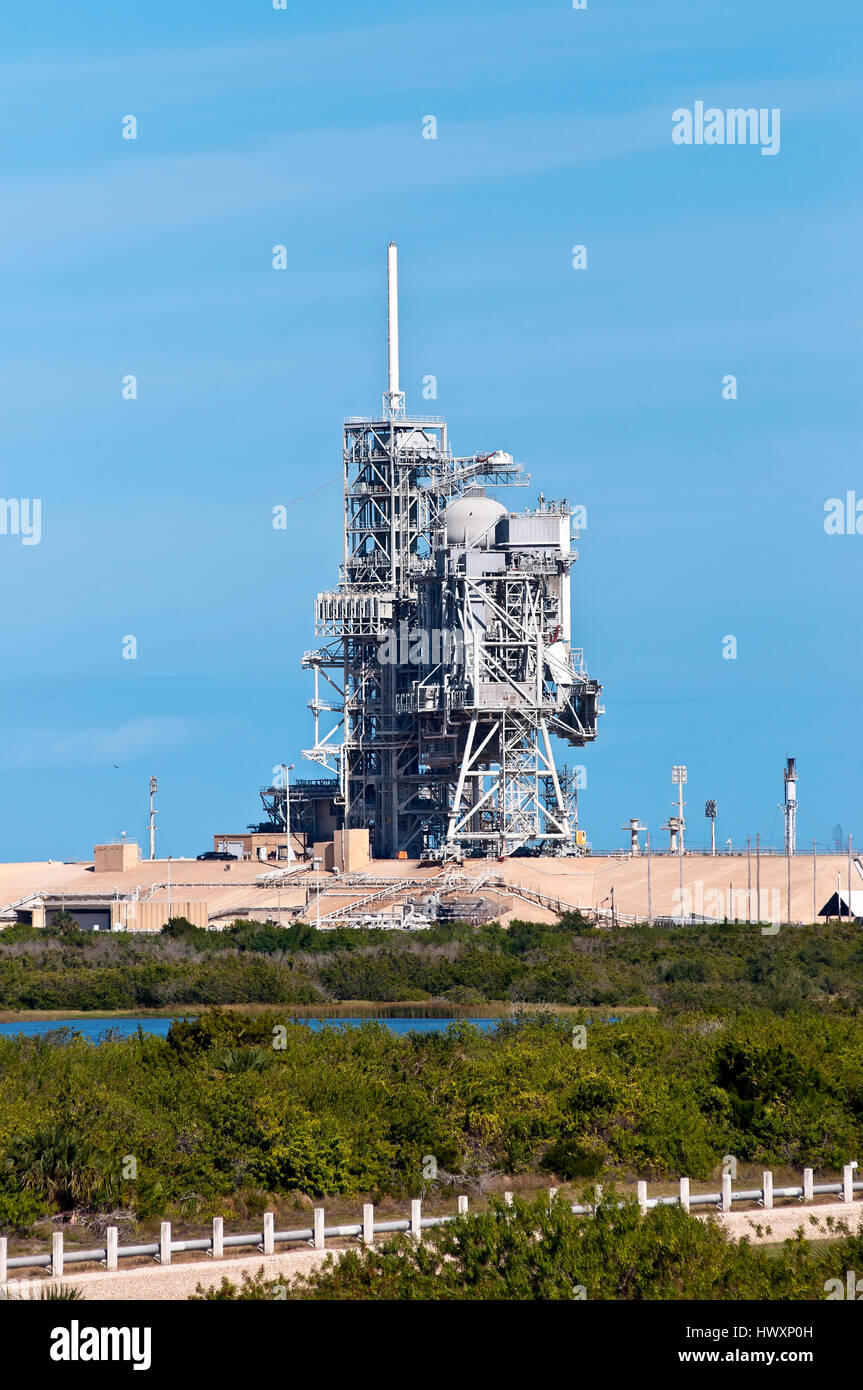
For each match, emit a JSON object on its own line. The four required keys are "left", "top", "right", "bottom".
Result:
{"left": 302, "top": 244, "right": 601, "bottom": 858}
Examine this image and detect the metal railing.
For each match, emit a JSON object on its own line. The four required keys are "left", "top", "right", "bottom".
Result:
{"left": 1, "top": 1164, "right": 860, "bottom": 1281}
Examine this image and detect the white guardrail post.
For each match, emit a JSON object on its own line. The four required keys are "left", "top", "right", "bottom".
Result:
{"left": 0, "top": 1236, "right": 7, "bottom": 1285}
{"left": 637, "top": 1181, "right": 648, "bottom": 1214}
{"left": 843, "top": 1164, "right": 855, "bottom": 1203}
{"left": 362, "top": 1203, "right": 374, "bottom": 1246}
{"left": 159, "top": 1221, "right": 171, "bottom": 1265}
{"left": 262, "top": 1212, "right": 274, "bottom": 1256}
{"left": 211, "top": 1217, "right": 224, "bottom": 1258}
{"left": 51, "top": 1231, "right": 64, "bottom": 1277}
{"left": 106, "top": 1227, "right": 118, "bottom": 1272}
{"left": 721, "top": 1174, "right": 732, "bottom": 1213}
{"left": 802, "top": 1168, "right": 813, "bottom": 1203}
{"left": 410, "top": 1200, "right": 422, "bottom": 1241}
{"left": 762, "top": 1171, "right": 773, "bottom": 1210}
{"left": 679, "top": 1177, "right": 690, "bottom": 1212}
{"left": 458, "top": 1195, "right": 468, "bottom": 1215}
{"left": 313, "top": 1208, "right": 325, "bottom": 1250}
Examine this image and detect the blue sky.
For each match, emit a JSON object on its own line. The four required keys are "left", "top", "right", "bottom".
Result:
{"left": 0, "top": 0, "right": 860, "bottom": 860}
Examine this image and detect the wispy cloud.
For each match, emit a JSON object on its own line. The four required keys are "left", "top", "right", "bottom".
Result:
{"left": 3, "top": 716, "right": 223, "bottom": 768}
{"left": 1, "top": 75, "right": 858, "bottom": 268}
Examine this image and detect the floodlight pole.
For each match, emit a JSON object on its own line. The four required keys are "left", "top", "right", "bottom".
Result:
{"left": 282, "top": 763, "right": 295, "bottom": 864}
{"left": 148, "top": 776, "right": 158, "bottom": 860}
{"left": 313, "top": 856, "right": 322, "bottom": 930}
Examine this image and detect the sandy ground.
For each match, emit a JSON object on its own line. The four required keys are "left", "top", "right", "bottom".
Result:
{"left": 713, "top": 1200, "right": 863, "bottom": 1244}
{"left": 7, "top": 1245, "right": 336, "bottom": 1302}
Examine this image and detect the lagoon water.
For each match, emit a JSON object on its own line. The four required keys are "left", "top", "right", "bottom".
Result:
{"left": 0, "top": 1016, "right": 501, "bottom": 1043}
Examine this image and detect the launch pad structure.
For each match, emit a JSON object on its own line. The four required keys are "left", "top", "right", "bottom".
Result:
{"left": 301, "top": 244, "right": 602, "bottom": 860}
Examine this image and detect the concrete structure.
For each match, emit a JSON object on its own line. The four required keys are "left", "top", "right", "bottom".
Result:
{"left": 819, "top": 889, "right": 863, "bottom": 922}
{"left": 3, "top": 850, "right": 861, "bottom": 933}
{"left": 93, "top": 842, "right": 141, "bottom": 874}
{"left": 301, "top": 243, "right": 601, "bottom": 860}
{"left": 211, "top": 830, "right": 302, "bottom": 862}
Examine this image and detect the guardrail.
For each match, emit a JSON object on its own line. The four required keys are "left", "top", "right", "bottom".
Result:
{"left": 1, "top": 1165, "right": 860, "bottom": 1281}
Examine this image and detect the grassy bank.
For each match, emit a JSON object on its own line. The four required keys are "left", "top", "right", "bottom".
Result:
{"left": 0, "top": 1000, "right": 655, "bottom": 1023}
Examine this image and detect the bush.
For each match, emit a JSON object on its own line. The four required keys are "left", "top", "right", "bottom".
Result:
{"left": 194, "top": 1191, "right": 863, "bottom": 1301}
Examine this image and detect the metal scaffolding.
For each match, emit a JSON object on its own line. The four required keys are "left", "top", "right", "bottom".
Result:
{"left": 302, "top": 244, "right": 601, "bottom": 858}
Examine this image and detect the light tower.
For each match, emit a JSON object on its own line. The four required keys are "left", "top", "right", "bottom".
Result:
{"left": 783, "top": 757, "right": 797, "bottom": 856}
{"left": 148, "top": 776, "right": 158, "bottom": 860}
{"left": 662, "top": 765, "right": 687, "bottom": 854}
{"left": 705, "top": 799, "right": 717, "bottom": 856}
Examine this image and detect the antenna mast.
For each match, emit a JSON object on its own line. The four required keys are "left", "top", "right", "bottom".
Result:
{"left": 783, "top": 757, "right": 797, "bottom": 856}
{"left": 384, "top": 241, "right": 405, "bottom": 418}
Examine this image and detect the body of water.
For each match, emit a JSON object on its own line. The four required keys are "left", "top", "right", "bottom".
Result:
{"left": 0, "top": 1016, "right": 502, "bottom": 1042}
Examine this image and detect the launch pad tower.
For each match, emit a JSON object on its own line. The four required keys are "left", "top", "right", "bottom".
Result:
{"left": 302, "top": 245, "right": 601, "bottom": 858}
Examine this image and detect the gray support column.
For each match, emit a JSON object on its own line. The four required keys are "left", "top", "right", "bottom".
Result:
{"left": 106, "top": 1227, "right": 118, "bottom": 1273}
{"left": 762, "top": 1171, "right": 773, "bottom": 1210}
{"left": 159, "top": 1221, "right": 171, "bottom": 1264}
{"left": 802, "top": 1168, "right": 813, "bottom": 1203}
{"left": 679, "top": 1177, "right": 690, "bottom": 1213}
{"left": 52, "top": 1231, "right": 64, "bottom": 1277}
{"left": 362, "top": 1203, "right": 374, "bottom": 1245}
{"left": 313, "top": 1208, "right": 325, "bottom": 1250}
{"left": 211, "top": 1216, "right": 224, "bottom": 1258}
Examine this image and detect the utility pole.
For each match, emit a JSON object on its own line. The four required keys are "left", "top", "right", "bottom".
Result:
{"left": 679, "top": 851, "right": 684, "bottom": 926}
{"left": 313, "top": 856, "right": 322, "bottom": 930}
{"left": 813, "top": 839, "right": 817, "bottom": 925}
{"left": 646, "top": 829, "right": 652, "bottom": 927}
{"left": 281, "top": 763, "right": 295, "bottom": 864}
{"left": 148, "top": 776, "right": 158, "bottom": 860}
{"left": 672, "top": 765, "right": 687, "bottom": 853}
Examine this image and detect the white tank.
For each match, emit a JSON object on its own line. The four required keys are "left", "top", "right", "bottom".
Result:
{"left": 445, "top": 495, "right": 507, "bottom": 547}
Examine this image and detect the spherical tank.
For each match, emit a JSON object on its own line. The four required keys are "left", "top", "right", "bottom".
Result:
{"left": 445, "top": 495, "right": 507, "bottom": 547}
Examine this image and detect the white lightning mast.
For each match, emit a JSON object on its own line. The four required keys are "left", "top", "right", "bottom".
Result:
{"left": 384, "top": 241, "right": 405, "bottom": 418}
